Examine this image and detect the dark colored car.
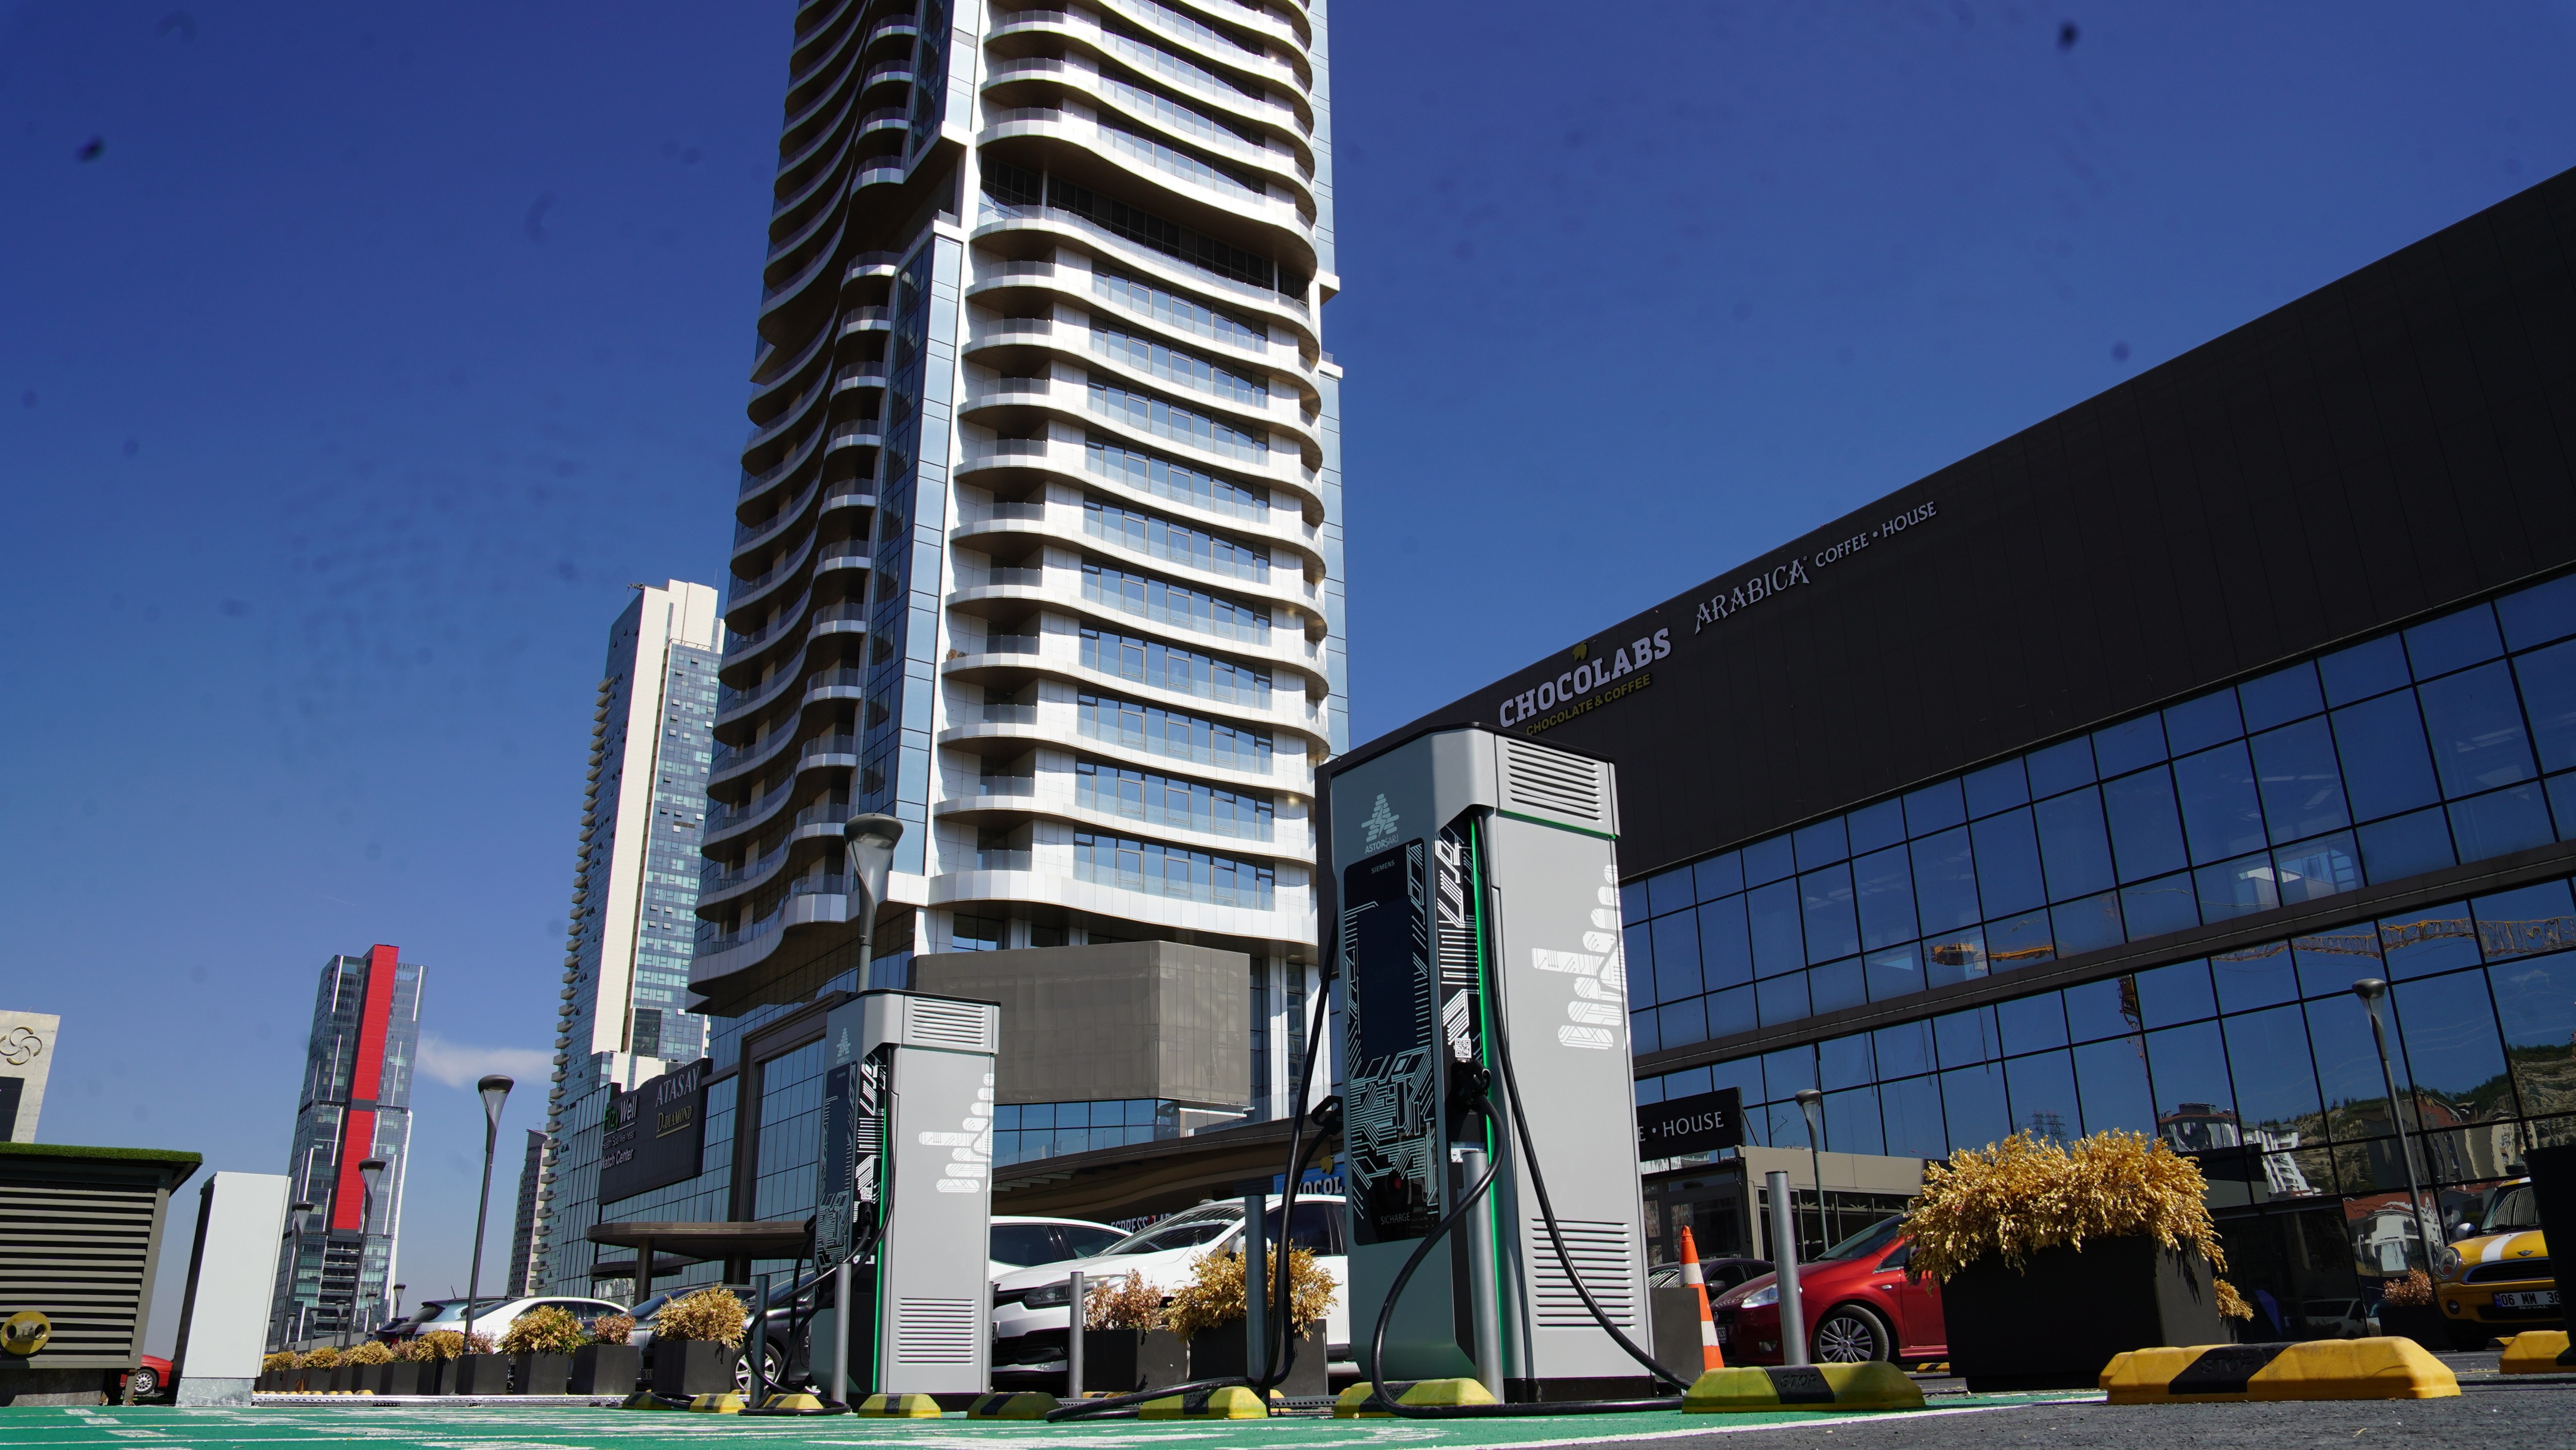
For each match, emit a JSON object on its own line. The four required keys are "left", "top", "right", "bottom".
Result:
{"left": 1648, "top": 1256, "right": 1773, "bottom": 1294}
{"left": 1706, "top": 1216, "right": 1945, "bottom": 1366}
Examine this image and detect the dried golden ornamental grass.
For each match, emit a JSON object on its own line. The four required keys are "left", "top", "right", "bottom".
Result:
{"left": 1083, "top": 1270, "right": 1166, "bottom": 1331}
{"left": 1162, "top": 1247, "right": 1339, "bottom": 1340}
{"left": 345, "top": 1340, "right": 394, "bottom": 1365}
{"left": 655, "top": 1287, "right": 747, "bottom": 1347}
{"left": 1906, "top": 1130, "right": 2249, "bottom": 1316}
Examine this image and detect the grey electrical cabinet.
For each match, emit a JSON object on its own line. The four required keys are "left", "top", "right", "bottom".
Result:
{"left": 1329, "top": 726, "right": 1653, "bottom": 1400}
{"left": 813, "top": 990, "right": 999, "bottom": 1399}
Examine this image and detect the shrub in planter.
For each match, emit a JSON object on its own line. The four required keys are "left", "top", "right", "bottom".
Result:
{"left": 345, "top": 1339, "right": 393, "bottom": 1393}
{"left": 1076, "top": 1272, "right": 1185, "bottom": 1393}
{"left": 1165, "top": 1248, "right": 1339, "bottom": 1393}
{"left": 259, "top": 1351, "right": 295, "bottom": 1392}
{"left": 649, "top": 1288, "right": 745, "bottom": 1399}
{"left": 2376, "top": 1269, "right": 2449, "bottom": 1351}
{"left": 1906, "top": 1131, "right": 2252, "bottom": 1391}
{"left": 406, "top": 1331, "right": 466, "bottom": 1392}
{"left": 299, "top": 1346, "right": 340, "bottom": 1393}
{"left": 501, "top": 1307, "right": 584, "bottom": 1395}
{"left": 571, "top": 1313, "right": 642, "bottom": 1396}
{"left": 447, "top": 1331, "right": 512, "bottom": 1395}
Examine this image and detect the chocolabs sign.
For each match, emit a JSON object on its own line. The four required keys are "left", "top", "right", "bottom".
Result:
{"left": 1494, "top": 498, "right": 1939, "bottom": 737}
{"left": 598, "top": 1058, "right": 708, "bottom": 1202}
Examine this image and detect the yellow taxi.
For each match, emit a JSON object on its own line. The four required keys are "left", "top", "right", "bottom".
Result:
{"left": 2433, "top": 1179, "right": 2556, "bottom": 1346}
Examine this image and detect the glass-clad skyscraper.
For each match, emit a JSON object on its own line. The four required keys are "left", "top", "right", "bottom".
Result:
{"left": 542, "top": 0, "right": 1341, "bottom": 1297}
{"left": 530, "top": 581, "right": 724, "bottom": 1293}
{"left": 267, "top": 946, "right": 420, "bottom": 1347}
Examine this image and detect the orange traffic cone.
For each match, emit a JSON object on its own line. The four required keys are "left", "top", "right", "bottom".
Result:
{"left": 1676, "top": 1225, "right": 1723, "bottom": 1369}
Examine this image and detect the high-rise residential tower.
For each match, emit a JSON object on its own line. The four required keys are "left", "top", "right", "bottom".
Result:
{"left": 530, "top": 581, "right": 724, "bottom": 1291}
{"left": 692, "top": 0, "right": 1340, "bottom": 1085}
{"left": 267, "top": 946, "right": 420, "bottom": 1346}
{"left": 503, "top": 1128, "right": 546, "bottom": 1297}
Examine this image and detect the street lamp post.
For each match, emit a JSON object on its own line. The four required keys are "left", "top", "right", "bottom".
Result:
{"left": 2352, "top": 979, "right": 2432, "bottom": 1271}
{"left": 1793, "top": 1089, "right": 1828, "bottom": 1263}
{"left": 467, "top": 1075, "right": 514, "bottom": 1343}
{"left": 844, "top": 813, "right": 905, "bottom": 988}
{"left": 280, "top": 1201, "right": 316, "bottom": 1350}
{"left": 391, "top": 1283, "right": 407, "bottom": 1328}
{"left": 353, "top": 1159, "right": 387, "bottom": 1344}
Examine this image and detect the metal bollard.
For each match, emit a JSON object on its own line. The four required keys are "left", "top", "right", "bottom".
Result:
{"left": 831, "top": 1259, "right": 851, "bottom": 1406}
{"left": 1241, "top": 1191, "right": 1268, "bottom": 1381}
{"left": 751, "top": 1272, "right": 772, "bottom": 1404}
{"left": 1066, "top": 1270, "right": 1085, "bottom": 1399}
{"left": 1766, "top": 1170, "right": 1806, "bottom": 1366}
{"left": 1458, "top": 1146, "right": 1503, "bottom": 1402}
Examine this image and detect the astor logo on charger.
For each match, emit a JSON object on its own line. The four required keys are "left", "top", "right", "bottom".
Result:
{"left": 1497, "top": 630, "right": 1671, "bottom": 728}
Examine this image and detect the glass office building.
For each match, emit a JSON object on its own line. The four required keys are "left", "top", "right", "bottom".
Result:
{"left": 1368, "top": 164, "right": 2576, "bottom": 1343}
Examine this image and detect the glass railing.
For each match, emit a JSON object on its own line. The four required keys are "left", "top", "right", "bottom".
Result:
{"left": 1078, "top": 713, "right": 1271, "bottom": 774}
{"left": 1089, "top": 383, "right": 1270, "bottom": 463}
{"left": 1093, "top": 268, "right": 1269, "bottom": 355}
{"left": 1076, "top": 780, "right": 1273, "bottom": 840}
{"left": 1101, "top": 125, "right": 1268, "bottom": 206}
{"left": 1082, "top": 572, "right": 1272, "bottom": 644}
{"left": 841, "top": 306, "right": 890, "bottom": 330}
{"left": 1085, "top": 509, "right": 1268, "bottom": 582}
{"left": 1089, "top": 327, "right": 1269, "bottom": 410}
{"left": 800, "top": 734, "right": 860, "bottom": 762}
{"left": 961, "top": 500, "right": 1048, "bottom": 526}
{"left": 965, "top": 566, "right": 1046, "bottom": 590}
{"left": 1098, "top": 73, "right": 1262, "bottom": 162}
{"left": 1074, "top": 856, "right": 1274, "bottom": 910}
{"left": 983, "top": 703, "right": 1041, "bottom": 724}
{"left": 701, "top": 840, "right": 789, "bottom": 894}
{"left": 973, "top": 776, "right": 1038, "bottom": 797}
{"left": 708, "top": 779, "right": 795, "bottom": 833}
{"left": 968, "top": 633, "right": 1044, "bottom": 656}
{"left": 974, "top": 199, "right": 1308, "bottom": 315}
{"left": 974, "top": 849, "right": 1035, "bottom": 872}
{"left": 810, "top": 601, "right": 869, "bottom": 629}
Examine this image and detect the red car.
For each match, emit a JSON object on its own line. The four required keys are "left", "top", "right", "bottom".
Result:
{"left": 1705, "top": 1216, "right": 1946, "bottom": 1366}
{"left": 121, "top": 1355, "right": 175, "bottom": 1402}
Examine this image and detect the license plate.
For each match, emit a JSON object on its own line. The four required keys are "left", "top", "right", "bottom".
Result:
{"left": 1713, "top": 1327, "right": 1730, "bottom": 1344}
{"left": 2494, "top": 1290, "right": 2562, "bottom": 1309}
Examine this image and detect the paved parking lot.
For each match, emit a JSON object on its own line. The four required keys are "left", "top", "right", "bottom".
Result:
{"left": 0, "top": 1359, "right": 2567, "bottom": 1450}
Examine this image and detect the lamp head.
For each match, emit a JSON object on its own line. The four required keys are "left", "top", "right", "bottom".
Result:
{"left": 843, "top": 812, "right": 905, "bottom": 914}
{"left": 1794, "top": 1089, "right": 1823, "bottom": 1106}
{"left": 358, "top": 1158, "right": 386, "bottom": 1190}
{"left": 2352, "top": 977, "right": 2389, "bottom": 1003}
{"left": 478, "top": 1074, "right": 515, "bottom": 1126}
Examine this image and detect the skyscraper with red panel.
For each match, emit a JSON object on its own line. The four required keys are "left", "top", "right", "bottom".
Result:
{"left": 265, "top": 945, "right": 423, "bottom": 1347}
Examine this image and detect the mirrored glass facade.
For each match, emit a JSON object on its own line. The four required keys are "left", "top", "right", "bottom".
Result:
{"left": 1633, "top": 571, "right": 2576, "bottom": 1340}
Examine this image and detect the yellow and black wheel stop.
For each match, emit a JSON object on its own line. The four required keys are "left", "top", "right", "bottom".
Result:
{"left": 1141, "top": 1384, "right": 1270, "bottom": 1419}
{"left": 965, "top": 1391, "right": 1061, "bottom": 1418}
{"left": 687, "top": 1390, "right": 747, "bottom": 1412}
{"left": 855, "top": 1392, "right": 945, "bottom": 1417}
{"left": 1683, "top": 1363, "right": 1924, "bottom": 1412}
{"left": 2101, "top": 1338, "right": 2459, "bottom": 1402}
{"left": 619, "top": 1390, "right": 688, "bottom": 1410}
{"left": 2499, "top": 1330, "right": 2575, "bottom": 1374}
{"left": 1333, "top": 1378, "right": 1497, "bottom": 1417}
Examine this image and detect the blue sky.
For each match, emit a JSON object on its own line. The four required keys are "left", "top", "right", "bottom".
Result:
{"left": 5, "top": 1, "right": 2574, "bottom": 1347}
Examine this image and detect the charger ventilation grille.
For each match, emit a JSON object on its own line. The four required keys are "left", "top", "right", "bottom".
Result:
{"left": 1531, "top": 1219, "right": 1638, "bottom": 1328}
{"left": 1499, "top": 740, "right": 1607, "bottom": 827}
{"left": 894, "top": 1297, "right": 979, "bottom": 1364}
{"left": 906, "top": 1000, "right": 994, "bottom": 1052}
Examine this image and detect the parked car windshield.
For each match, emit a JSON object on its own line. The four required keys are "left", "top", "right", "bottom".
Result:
{"left": 1063, "top": 1225, "right": 1124, "bottom": 1257}
{"left": 422, "top": 1297, "right": 509, "bottom": 1321}
{"left": 1816, "top": 1216, "right": 1907, "bottom": 1263}
{"left": 2486, "top": 1185, "right": 2539, "bottom": 1232}
{"left": 1103, "top": 1216, "right": 1235, "bottom": 1256}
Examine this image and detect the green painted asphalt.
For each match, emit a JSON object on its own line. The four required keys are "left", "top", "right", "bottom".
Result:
{"left": 0, "top": 1396, "right": 2091, "bottom": 1450}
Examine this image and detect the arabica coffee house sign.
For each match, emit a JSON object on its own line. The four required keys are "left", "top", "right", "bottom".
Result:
{"left": 1497, "top": 499, "right": 1939, "bottom": 736}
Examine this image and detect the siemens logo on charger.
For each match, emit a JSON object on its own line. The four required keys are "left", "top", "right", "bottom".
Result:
{"left": 1497, "top": 629, "right": 1670, "bottom": 728}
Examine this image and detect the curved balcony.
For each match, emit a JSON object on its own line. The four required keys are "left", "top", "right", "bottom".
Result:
{"left": 936, "top": 716, "right": 1283, "bottom": 795}
{"left": 931, "top": 786, "right": 1303, "bottom": 861}
{"left": 812, "top": 545, "right": 874, "bottom": 586}
{"left": 843, "top": 253, "right": 903, "bottom": 286}
{"left": 819, "top": 487, "right": 878, "bottom": 523}
{"left": 833, "top": 366, "right": 888, "bottom": 397}
{"left": 688, "top": 875, "right": 854, "bottom": 1006}
{"left": 705, "top": 776, "right": 798, "bottom": 849}
{"left": 731, "top": 480, "right": 821, "bottom": 564}
{"left": 726, "top": 533, "right": 819, "bottom": 620}
{"left": 976, "top": 112, "right": 1314, "bottom": 279}
{"left": 952, "top": 500, "right": 1314, "bottom": 622}
{"left": 953, "top": 437, "right": 1319, "bottom": 554}
{"left": 970, "top": 203, "right": 1311, "bottom": 346}
{"left": 809, "top": 600, "right": 872, "bottom": 645}
{"left": 925, "top": 857, "right": 1311, "bottom": 950}
{"left": 982, "top": 60, "right": 1314, "bottom": 197}
{"left": 840, "top": 305, "right": 891, "bottom": 335}
{"left": 1094, "top": 0, "right": 1309, "bottom": 93}
{"left": 961, "top": 257, "right": 1317, "bottom": 409}
{"left": 708, "top": 716, "right": 810, "bottom": 790}
{"left": 697, "top": 799, "right": 854, "bottom": 913}
{"left": 745, "top": 372, "right": 831, "bottom": 462}
{"left": 824, "top": 415, "right": 886, "bottom": 455}
{"left": 722, "top": 588, "right": 814, "bottom": 673}
{"left": 990, "top": 9, "right": 1310, "bottom": 137}
{"left": 738, "top": 413, "right": 829, "bottom": 510}
{"left": 939, "top": 627, "right": 1327, "bottom": 744}
{"left": 958, "top": 377, "right": 1318, "bottom": 510}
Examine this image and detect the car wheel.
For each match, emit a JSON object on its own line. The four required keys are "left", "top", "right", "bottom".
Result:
{"left": 128, "top": 1366, "right": 160, "bottom": 1400}
{"left": 732, "top": 1341, "right": 789, "bottom": 1396}
{"left": 1810, "top": 1305, "right": 1893, "bottom": 1364}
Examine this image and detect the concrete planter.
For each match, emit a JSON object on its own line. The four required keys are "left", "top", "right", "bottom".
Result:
{"left": 650, "top": 1338, "right": 739, "bottom": 1399}
{"left": 378, "top": 1362, "right": 428, "bottom": 1395}
{"left": 570, "top": 1343, "right": 641, "bottom": 1396}
{"left": 2376, "top": 1301, "right": 2450, "bottom": 1352}
{"left": 512, "top": 1352, "right": 572, "bottom": 1396}
{"left": 1079, "top": 1328, "right": 1188, "bottom": 1393}
{"left": 1944, "top": 1236, "right": 2230, "bottom": 1391}
{"left": 1185, "top": 1323, "right": 1328, "bottom": 1395}
{"left": 328, "top": 1365, "right": 358, "bottom": 1393}
{"left": 447, "top": 1354, "right": 512, "bottom": 1395}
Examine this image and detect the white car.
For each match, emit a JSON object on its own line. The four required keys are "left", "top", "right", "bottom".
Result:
{"left": 990, "top": 1214, "right": 1127, "bottom": 1277}
{"left": 990, "top": 1194, "right": 1349, "bottom": 1375}
{"left": 414, "top": 1293, "right": 627, "bottom": 1346}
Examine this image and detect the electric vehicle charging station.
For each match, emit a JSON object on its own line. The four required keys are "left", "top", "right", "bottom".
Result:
{"left": 1330, "top": 725, "right": 1659, "bottom": 1402}
{"left": 810, "top": 988, "right": 1001, "bottom": 1403}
